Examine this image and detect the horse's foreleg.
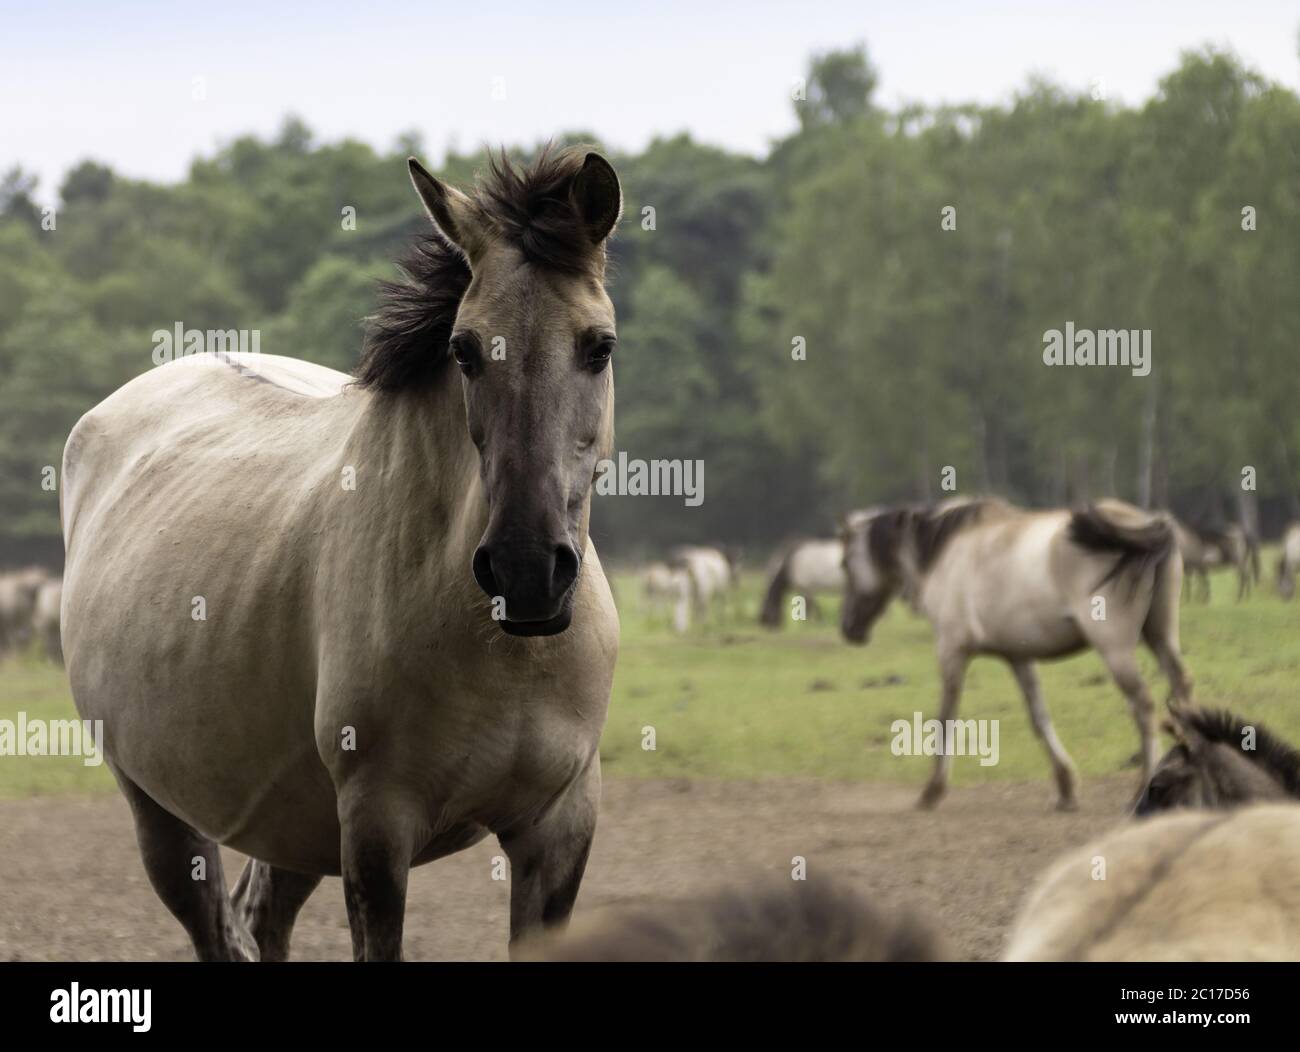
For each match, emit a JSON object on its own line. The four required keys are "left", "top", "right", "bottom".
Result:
{"left": 918, "top": 649, "right": 969, "bottom": 810}
{"left": 1010, "top": 660, "right": 1078, "bottom": 811}
{"left": 116, "top": 770, "right": 257, "bottom": 961}
{"left": 231, "top": 860, "right": 322, "bottom": 962}
{"left": 498, "top": 753, "right": 600, "bottom": 956}
{"left": 337, "top": 783, "right": 423, "bottom": 961}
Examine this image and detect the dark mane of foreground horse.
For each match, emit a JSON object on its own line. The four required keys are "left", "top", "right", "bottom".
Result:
{"left": 517, "top": 877, "right": 947, "bottom": 962}
{"left": 1179, "top": 707, "right": 1300, "bottom": 797}
{"left": 356, "top": 146, "right": 603, "bottom": 392}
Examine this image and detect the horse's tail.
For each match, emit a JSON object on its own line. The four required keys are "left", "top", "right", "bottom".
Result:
{"left": 1068, "top": 503, "right": 1176, "bottom": 594}
{"left": 759, "top": 544, "right": 794, "bottom": 628}
{"left": 515, "top": 877, "right": 949, "bottom": 962}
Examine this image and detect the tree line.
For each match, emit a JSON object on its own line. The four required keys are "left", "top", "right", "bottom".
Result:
{"left": 2, "top": 44, "right": 1298, "bottom": 565}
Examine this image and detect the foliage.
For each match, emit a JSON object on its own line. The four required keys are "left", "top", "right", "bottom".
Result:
{"left": 2, "top": 49, "right": 1299, "bottom": 556}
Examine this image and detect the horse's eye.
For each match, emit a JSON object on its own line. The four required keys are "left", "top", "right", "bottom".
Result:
{"left": 450, "top": 334, "right": 481, "bottom": 375}
{"left": 586, "top": 338, "right": 615, "bottom": 372}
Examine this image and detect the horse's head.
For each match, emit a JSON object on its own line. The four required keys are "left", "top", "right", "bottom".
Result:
{"left": 1134, "top": 707, "right": 1295, "bottom": 815}
{"left": 407, "top": 147, "right": 621, "bottom": 637}
{"left": 839, "top": 508, "right": 907, "bottom": 645}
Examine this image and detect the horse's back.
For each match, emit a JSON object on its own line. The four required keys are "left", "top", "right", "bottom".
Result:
{"left": 61, "top": 354, "right": 355, "bottom": 858}
{"left": 1005, "top": 806, "right": 1300, "bottom": 961}
{"left": 788, "top": 539, "right": 845, "bottom": 593}
{"left": 63, "top": 354, "right": 353, "bottom": 542}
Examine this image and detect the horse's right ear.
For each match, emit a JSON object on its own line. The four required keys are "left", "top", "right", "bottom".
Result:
{"left": 408, "top": 158, "right": 487, "bottom": 259}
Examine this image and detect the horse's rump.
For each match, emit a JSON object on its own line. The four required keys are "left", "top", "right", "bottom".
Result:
{"left": 1067, "top": 501, "right": 1174, "bottom": 591}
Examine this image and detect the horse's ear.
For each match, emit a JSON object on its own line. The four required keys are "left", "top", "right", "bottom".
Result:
{"left": 570, "top": 153, "right": 622, "bottom": 244}
{"left": 408, "top": 158, "right": 487, "bottom": 259}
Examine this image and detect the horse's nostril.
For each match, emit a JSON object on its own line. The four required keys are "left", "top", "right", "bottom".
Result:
{"left": 472, "top": 546, "right": 497, "bottom": 597}
{"left": 553, "top": 544, "right": 581, "bottom": 596}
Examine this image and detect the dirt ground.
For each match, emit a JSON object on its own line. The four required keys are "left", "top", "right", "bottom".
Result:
{"left": 0, "top": 775, "right": 1135, "bottom": 961}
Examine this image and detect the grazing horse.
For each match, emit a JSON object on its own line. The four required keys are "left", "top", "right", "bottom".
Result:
{"left": 1175, "top": 520, "right": 1257, "bottom": 602}
{"left": 517, "top": 876, "right": 947, "bottom": 962}
{"left": 0, "top": 566, "right": 48, "bottom": 656}
{"left": 1224, "top": 522, "right": 1261, "bottom": 598}
{"left": 1004, "top": 805, "right": 1300, "bottom": 960}
{"left": 668, "top": 545, "right": 736, "bottom": 627}
{"left": 841, "top": 498, "right": 1192, "bottom": 810}
{"left": 642, "top": 561, "right": 692, "bottom": 633}
{"left": 33, "top": 577, "right": 62, "bottom": 666}
{"left": 1276, "top": 522, "right": 1300, "bottom": 599}
{"left": 759, "top": 538, "right": 846, "bottom": 628}
{"left": 1134, "top": 706, "right": 1300, "bottom": 814}
{"left": 60, "top": 147, "right": 624, "bottom": 961}
{"left": 1173, "top": 520, "right": 1223, "bottom": 602}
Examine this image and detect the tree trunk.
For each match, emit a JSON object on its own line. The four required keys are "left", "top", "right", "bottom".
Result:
{"left": 1136, "top": 382, "right": 1157, "bottom": 508}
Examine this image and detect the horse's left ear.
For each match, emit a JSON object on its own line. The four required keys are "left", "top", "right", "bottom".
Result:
{"left": 570, "top": 153, "right": 622, "bottom": 244}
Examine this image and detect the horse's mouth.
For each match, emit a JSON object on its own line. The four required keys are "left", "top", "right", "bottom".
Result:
{"left": 497, "top": 603, "right": 574, "bottom": 637}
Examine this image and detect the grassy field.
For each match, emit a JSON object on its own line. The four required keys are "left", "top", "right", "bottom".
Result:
{"left": 2, "top": 563, "right": 1298, "bottom": 798}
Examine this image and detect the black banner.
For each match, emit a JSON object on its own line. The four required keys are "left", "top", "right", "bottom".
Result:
{"left": 0, "top": 962, "right": 1292, "bottom": 1038}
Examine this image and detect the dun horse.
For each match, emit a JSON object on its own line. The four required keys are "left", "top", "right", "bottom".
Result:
{"left": 1276, "top": 522, "right": 1300, "bottom": 599}
{"left": 61, "top": 147, "right": 624, "bottom": 961}
{"left": 1134, "top": 706, "right": 1300, "bottom": 813}
{"left": 1175, "top": 519, "right": 1258, "bottom": 602}
{"left": 668, "top": 545, "right": 737, "bottom": 627}
{"left": 1005, "top": 805, "right": 1300, "bottom": 960}
{"left": 643, "top": 561, "right": 692, "bottom": 633}
{"left": 759, "top": 538, "right": 846, "bottom": 627}
{"left": 841, "top": 498, "right": 1192, "bottom": 810}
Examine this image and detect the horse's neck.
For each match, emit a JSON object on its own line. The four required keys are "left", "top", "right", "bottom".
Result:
{"left": 346, "top": 379, "right": 486, "bottom": 564}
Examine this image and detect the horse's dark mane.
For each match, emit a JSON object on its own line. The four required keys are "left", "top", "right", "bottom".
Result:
{"left": 862, "top": 499, "right": 997, "bottom": 578}
{"left": 867, "top": 508, "right": 910, "bottom": 575}
{"left": 354, "top": 231, "right": 472, "bottom": 392}
{"left": 1184, "top": 707, "right": 1300, "bottom": 797}
{"left": 910, "top": 500, "right": 995, "bottom": 571}
{"left": 355, "top": 145, "right": 604, "bottom": 392}
{"left": 479, "top": 146, "right": 608, "bottom": 274}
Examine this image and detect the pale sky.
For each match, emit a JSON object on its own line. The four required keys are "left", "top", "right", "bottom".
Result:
{"left": 3, "top": 0, "right": 1298, "bottom": 204}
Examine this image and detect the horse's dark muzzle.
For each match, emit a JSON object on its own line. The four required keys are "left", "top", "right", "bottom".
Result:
{"left": 840, "top": 593, "right": 883, "bottom": 646}
{"left": 472, "top": 540, "right": 581, "bottom": 634}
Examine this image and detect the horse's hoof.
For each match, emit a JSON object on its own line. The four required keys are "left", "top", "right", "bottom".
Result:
{"left": 1056, "top": 798, "right": 1079, "bottom": 813}
{"left": 916, "top": 788, "right": 944, "bottom": 810}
